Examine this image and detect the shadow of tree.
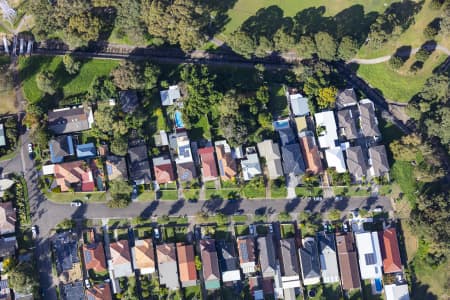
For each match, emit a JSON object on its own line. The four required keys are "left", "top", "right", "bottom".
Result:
{"left": 241, "top": 5, "right": 292, "bottom": 40}
{"left": 168, "top": 199, "right": 185, "bottom": 215}
{"left": 140, "top": 201, "right": 159, "bottom": 218}
{"left": 284, "top": 197, "right": 300, "bottom": 212}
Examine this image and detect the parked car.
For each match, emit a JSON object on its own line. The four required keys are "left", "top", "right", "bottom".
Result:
{"left": 27, "top": 143, "right": 34, "bottom": 159}
{"left": 268, "top": 223, "right": 274, "bottom": 233}
{"left": 153, "top": 228, "right": 160, "bottom": 240}
{"left": 373, "top": 207, "right": 383, "bottom": 213}
{"left": 335, "top": 196, "right": 343, "bottom": 201}
{"left": 84, "top": 279, "right": 91, "bottom": 289}
{"left": 70, "top": 201, "right": 82, "bottom": 207}
{"left": 342, "top": 222, "right": 349, "bottom": 232}
{"left": 235, "top": 209, "right": 244, "bottom": 215}
{"left": 131, "top": 185, "right": 138, "bottom": 200}
{"left": 249, "top": 224, "right": 255, "bottom": 236}
{"left": 31, "top": 225, "right": 38, "bottom": 239}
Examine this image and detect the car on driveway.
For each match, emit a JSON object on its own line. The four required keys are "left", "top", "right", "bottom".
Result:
{"left": 27, "top": 143, "right": 34, "bottom": 159}
{"left": 268, "top": 223, "right": 274, "bottom": 233}
{"left": 153, "top": 227, "right": 161, "bottom": 240}
{"left": 70, "top": 201, "right": 82, "bottom": 207}
{"left": 31, "top": 225, "right": 38, "bottom": 239}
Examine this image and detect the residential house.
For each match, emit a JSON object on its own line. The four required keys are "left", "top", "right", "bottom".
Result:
{"left": 154, "top": 130, "right": 169, "bottom": 147}
{"left": 215, "top": 140, "right": 237, "bottom": 181}
{"left": 257, "top": 235, "right": 277, "bottom": 278}
{"left": 289, "top": 93, "right": 310, "bottom": 117}
{"left": 354, "top": 232, "right": 383, "bottom": 279}
{"left": 0, "top": 124, "right": 5, "bottom": 147}
{"left": 257, "top": 140, "right": 283, "bottom": 179}
{"left": 317, "top": 232, "right": 340, "bottom": 283}
{"left": 249, "top": 276, "right": 264, "bottom": 300}
{"left": 49, "top": 135, "right": 74, "bottom": 163}
{"left": 82, "top": 242, "right": 107, "bottom": 273}
{"left": 0, "top": 202, "right": 16, "bottom": 235}
{"left": 61, "top": 281, "right": 84, "bottom": 300}
{"left": 198, "top": 146, "right": 219, "bottom": 181}
{"left": 48, "top": 106, "right": 94, "bottom": 134}
{"left": 368, "top": 145, "right": 390, "bottom": 178}
{"left": 105, "top": 156, "right": 128, "bottom": 181}
{"left": 241, "top": 147, "right": 262, "bottom": 181}
{"left": 336, "top": 233, "right": 361, "bottom": 290}
{"left": 76, "top": 143, "right": 97, "bottom": 159}
{"left": 200, "top": 239, "right": 221, "bottom": 290}
{"left": 0, "top": 236, "right": 17, "bottom": 258}
{"left": 217, "top": 240, "right": 241, "bottom": 282}
{"left": 127, "top": 145, "right": 152, "bottom": 185}
{"left": 109, "top": 240, "right": 133, "bottom": 278}
{"left": 133, "top": 239, "right": 155, "bottom": 275}
{"left": 156, "top": 243, "right": 179, "bottom": 290}
{"left": 298, "top": 237, "right": 321, "bottom": 286}
{"left": 0, "top": 179, "right": 14, "bottom": 198}
{"left": 346, "top": 146, "right": 367, "bottom": 182}
{"left": 54, "top": 161, "right": 95, "bottom": 192}
{"left": 152, "top": 155, "right": 176, "bottom": 184}
{"left": 0, "top": 279, "right": 11, "bottom": 300}
{"left": 237, "top": 236, "right": 256, "bottom": 274}
{"left": 336, "top": 88, "right": 358, "bottom": 109}
{"left": 299, "top": 132, "right": 323, "bottom": 175}
{"left": 85, "top": 283, "right": 112, "bottom": 300}
{"left": 119, "top": 90, "right": 139, "bottom": 113}
{"left": 314, "top": 111, "right": 338, "bottom": 149}
{"left": 380, "top": 228, "right": 402, "bottom": 274}
{"left": 53, "top": 232, "right": 79, "bottom": 275}
{"left": 160, "top": 85, "right": 181, "bottom": 106}
{"left": 170, "top": 132, "right": 197, "bottom": 182}
{"left": 325, "top": 147, "right": 347, "bottom": 173}
{"left": 337, "top": 109, "right": 359, "bottom": 141}
{"left": 359, "top": 99, "right": 381, "bottom": 139}
{"left": 279, "top": 238, "right": 301, "bottom": 289}
{"left": 384, "top": 283, "right": 410, "bottom": 300}
{"left": 294, "top": 116, "right": 308, "bottom": 133}
{"left": 277, "top": 125, "right": 306, "bottom": 176}
{"left": 176, "top": 243, "right": 197, "bottom": 287}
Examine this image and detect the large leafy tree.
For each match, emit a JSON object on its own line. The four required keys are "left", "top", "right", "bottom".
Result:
{"left": 314, "top": 32, "right": 337, "bottom": 61}
{"left": 8, "top": 262, "right": 38, "bottom": 295}
{"left": 111, "top": 61, "right": 160, "bottom": 90}
{"left": 36, "top": 71, "right": 56, "bottom": 95}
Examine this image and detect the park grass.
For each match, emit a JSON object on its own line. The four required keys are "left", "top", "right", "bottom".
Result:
{"left": 158, "top": 190, "right": 179, "bottom": 200}
{"left": 19, "top": 56, "right": 119, "bottom": 103}
{"left": 357, "top": 0, "right": 449, "bottom": 58}
{"left": 391, "top": 161, "right": 418, "bottom": 203}
{"left": 46, "top": 191, "right": 107, "bottom": 203}
{"left": 219, "top": 0, "right": 389, "bottom": 39}
{"left": 356, "top": 52, "right": 447, "bottom": 102}
{"left": 411, "top": 256, "right": 449, "bottom": 299}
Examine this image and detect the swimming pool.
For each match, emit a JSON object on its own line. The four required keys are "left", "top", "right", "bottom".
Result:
{"left": 174, "top": 111, "right": 184, "bottom": 128}
{"left": 374, "top": 278, "right": 383, "bottom": 293}
{"left": 272, "top": 118, "right": 290, "bottom": 130}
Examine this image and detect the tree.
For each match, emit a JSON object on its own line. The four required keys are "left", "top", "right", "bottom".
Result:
{"left": 389, "top": 134, "right": 422, "bottom": 161}
{"left": 423, "top": 22, "right": 439, "bottom": 39}
{"left": 32, "top": 126, "right": 50, "bottom": 150}
{"left": 89, "top": 77, "right": 117, "bottom": 100}
{"left": 229, "top": 30, "right": 256, "bottom": 59}
{"left": 63, "top": 55, "right": 81, "bottom": 75}
{"left": 108, "top": 180, "right": 132, "bottom": 208}
{"left": 195, "top": 255, "right": 202, "bottom": 270}
{"left": 115, "top": 0, "right": 147, "bottom": 44}
{"left": 317, "top": 86, "right": 337, "bottom": 109}
{"left": 429, "top": 0, "right": 444, "bottom": 9}
{"left": 36, "top": 71, "right": 56, "bottom": 95}
{"left": 67, "top": 11, "right": 102, "bottom": 43}
{"left": 388, "top": 55, "right": 404, "bottom": 69}
{"left": 327, "top": 209, "right": 341, "bottom": 222}
{"left": 110, "top": 137, "right": 128, "bottom": 156}
{"left": 415, "top": 48, "right": 431, "bottom": 62}
{"left": 111, "top": 61, "right": 160, "bottom": 90}
{"left": 8, "top": 262, "right": 38, "bottom": 294}
{"left": 314, "top": 32, "right": 337, "bottom": 61}
{"left": 295, "top": 36, "right": 316, "bottom": 59}
{"left": 337, "top": 36, "right": 359, "bottom": 60}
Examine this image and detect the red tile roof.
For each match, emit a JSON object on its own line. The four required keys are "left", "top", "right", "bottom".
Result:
{"left": 83, "top": 242, "right": 107, "bottom": 273}
{"left": 336, "top": 233, "right": 361, "bottom": 290}
{"left": 54, "top": 161, "right": 95, "bottom": 192}
{"left": 154, "top": 162, "right": 175, "bottom": 184}
{"left": 299, "top": 135, "right": 323, "bottom": 175}
{"left": 176, "top": 243, "right": 197, "bottom": 283}
{"left": 215, "top": 144, "right": 237, "bottom": 181}
{"left": 85, "top": 283, "right": 112, "bottom": 300}
{"left": 198, "top": 147, "right": 218, "bottom": 180}
{"left": 380, "top": 228, "right": 402, "bottom": 273}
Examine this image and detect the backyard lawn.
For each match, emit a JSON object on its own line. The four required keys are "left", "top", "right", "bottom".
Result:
{"left": 0, "top": 55, "right": 17, "bottom": 114}
{"left": 268, "top": 83, "right": 288, "bottom": 118}
{"left": 19, "top": 56, "right": 119, "bottom": 103}
{"left": 184, "top": 285, "right": 201, "bottom": 300}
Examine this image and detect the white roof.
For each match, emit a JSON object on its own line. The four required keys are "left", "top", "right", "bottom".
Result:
{"left": 355, "top": 232, "right": 383, "bottom": 279}
{"left": 222, "top": 269, "right": 241, "bottom": 282}
{"left": 241, "top": 153, "right": 262, "bottom": 181}
{"left": 160, "top": 85, "right": 181, "bottom": 106}
{"left": 0, "top": 124, "right": 5, "bottom": 146}
{"left": 325, "top": 147, "right": 347, "bottom": 173}
{"left": 42, "top": 164, "right": 55, "bottom": 175}
{"left": 314, "top": 111, "right": 338, "bottom": 149}
{"left": 175, "top": 135, "right": 193, "bottom": 164}
{"left": 290, "top": 93, "right": 310, "bottom": 116}
{"left": 385, "top": 284, "right": 410, "bottom": 300}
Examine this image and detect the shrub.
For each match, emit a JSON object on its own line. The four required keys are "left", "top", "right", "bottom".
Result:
{"left": 415, "top": 48, "right": 431, "bottom": 62}
{"left": 429, "top": 0, "right": 443, "bottom": 9}
{"left": 423, "top": 24, "right": 438, "bottom": 39}
{"left": 389, "top": 55, "right": 405, "bottom": 69}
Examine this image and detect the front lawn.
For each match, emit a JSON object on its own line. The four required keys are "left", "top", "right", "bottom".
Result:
{"left": 235, "top": 224, "right": 249, "bottom": 236}
{"left": 183, "top": 189, "right": 200, "bottom": 201}
{"left": 270, "top": 180, "right": 287, "bottom": 199}
{"left": 46, "top": 191, "right": 107, "bottom": 203}
{"left": 158, "top": 190, "right": 179, "bottom": 201}
{"left": 157, "top": 216, "right": 188, "bottom": 225}
{"left": 136, "top": 191, "right": 156, "bottom": 201}
{"left": 205, "top": 188, "right": 241, "bottom": 200}
{"left": 163, "top": 226, "right": 187, "bottom": 243}
{"left": 133, "top": 227, "right": 153, "bottom": 239}
{"left": 332, "top": 186, "right": 371, "bottom": 197}
{"left": 241, "top": 178, "right": 266, "bottom": 199}
{"left": 295, "top": 187, "right": 323, "bottom": 197}
{"left": 280, "top": 223, "right": 295, "bottom": 239}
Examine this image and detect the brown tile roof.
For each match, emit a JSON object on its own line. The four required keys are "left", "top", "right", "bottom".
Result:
{"left": 237, "top": 237, "right": 256, "bottom": 264}
{"left": 110, "top": 240, "right": 131, "bottom": 266}
{"left": 299, "top": 134, "right": 323, "bottom": 175}
{"left": 198, "top": 147, "right": 218, "bottom": 180}
{"left": 83, "top": 243, "right": 107, "bottom": 273}
{"left": 54, "top": 161, "right": 95, "bottom": 192}
{"left": 134, "top": 239, "right": 155, "bottom": 270}
{"left": 336, "top": 233, "right": 361, "bottom": 290}
{"left": 200, "top": 239, "right": 220, "bottom": 281}
{"left": 380, "top": 228, "right": 402, "bottom": 273}
{"left": 215, "top": 144, "right": 237, "bottom": 181}
{"left": 153, "top": 156, "right": 176, "bottom": 184}
{"left": 176, "top": 243, "right": 197, "bottom": 283}
{"left": 156, "top": 243, "right": 176, "bottom": 263}
{"left": 85, "top": 283, "right": 112, "bottom": 300}
{"left": 0, "top": 202, "right": 16, "bottom": 235}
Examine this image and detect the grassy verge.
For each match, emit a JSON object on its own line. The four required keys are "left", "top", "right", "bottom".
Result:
{"left": 234, "top": 224, "right": 249, "bottom": 236}
{"left": 332, "top": 186, "right": 371, "bottom": 197}
{"left": 46, "top": 191, "right": 107, "bottom": 203}
{"left": 205, "top": 188, "right": 241, "bottom": 200}
{"left": 295, "top": 187, "right": 323, "bottom": 197}
{"left": 158, "top": 190, "right": 179, "bottom": 200}
{"left": 108, "top": 218, "right": 130, "bottom": 228}
{"left": 157, "top": 216, "right": 188, "bottom": 225}
{"left": 231, "top": 215, "right": 248, "bottom": 223}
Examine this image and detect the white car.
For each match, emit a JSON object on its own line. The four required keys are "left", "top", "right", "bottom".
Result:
{"left": 154, "top": 228, "right": 160, "bottom": 240}
{"left": 31, "top": 226, "right": 37, "bottom": 239}
{"left": 70, "top": 201, "right": 82, "bottom": 207}
{"left": 27, "top": 143, "right": 33, "bottom": 153}
{"left": 84, "top": 279, "right": 91, "bottom": 289}
{"left": 268, "top": 224, "right": 274, "bottom": 233}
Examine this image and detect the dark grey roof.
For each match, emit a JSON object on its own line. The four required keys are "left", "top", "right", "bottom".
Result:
{"left": 119, "top": 90, "right": 139, "bottom": 113}
{"left": 49, "top": 135, "right": 74, "bottom": 163}
{"left": 48, "top": 107, "right": 91, "bottom": 134}
{"left": 128, "top": 145, "right": 152, "bottom": 184}
{"left": 369, "top": 145, "right": 390, "bottom": 177}
{"left": 299, "top": 238, "right": 321, "bottom": 280}
{"left": 281, "top": 143, "right": 306, "bottom": 175}
{"left": 346, "top": 146, "right": 367, "bottom": 180}
{"left": 62, "top": 281, "right": 84, "bottom": 300}
{"left": 336, "top": 88, "right": 358, "bottom": 109}
{"left": 176, "top": 161, "right": 197, "bottom": 182}
{"left": 0, "top": 237, "right": 17, "bottom": 258}
{"left": 53, "top": 232, "right": 79, "bottom": 274}
{"left": 257, "top": 235, "right": 277, "bottom": 278}
{"left": 359, "top": 100, "right": 381, "bottom": 137}
{"left": 217, "top": 240, "right": 239, "bottom": 273}
{"left": 337, "top": 109, "right": 358, "bottom": 140}
{"left": 279, "top": 238, "right": 299, "bottom": 277}
{"left": 278, "top": 127, "right": 296, "bottom": 146}
{"left": 106, "top": 155, "right": 128, "bottom": 180}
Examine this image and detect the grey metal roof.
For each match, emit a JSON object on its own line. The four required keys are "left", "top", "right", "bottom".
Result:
{"left": 369, "top": 145, "right": 390, "bottom": 177}
{"left": 48, "top": 107, "right": 91, "bottom": 134}
{"left": 217, "top": 240, "right": 239, "bottom": 273}
{"left": 0, "top": 236, "right": 16, "bottom": 258}
{"left": 119, "top": 90, "right": 139, "bottom": 113}
{"left": 279, "top": 238, "right": 299, "bottom": 277}
{"left": 298, "top": 238, "right": 321, "bottom": 280}
{"left": 337, "top": 109, "right": 358, "bottom": 140}
{"left": 62, "top": 281, "right": 84, "bottom": 300}
{"left": 157, "top": 243, "right": 179, "bottom": 290}
{"left": 317, "top": 232, "right": 340, "bottom": 283}
{"left": 336, "top": 88, "right": 358, "bottom": 109}
{"left": 257, "top": 235, "right": 277, "bottom": 278}
{"left": 359, "top": 100, "right": 381, "bottom": 137}
{"left": 281, "top": 143, "right": 306, "bottom": 175}
{"left": 0, "top": 124, "right": 5, "bottom": 146}
{"left": 278, "top": 127, "right": 296, "bottom": 146}
{"left": 346, "top": 146, "right": 367, "bottom": 180}
{"left": 128, "top": 145, "right": 152, "bottom": 184}
{"left": 290, "top": 94, "right": 310, "bottom": 116}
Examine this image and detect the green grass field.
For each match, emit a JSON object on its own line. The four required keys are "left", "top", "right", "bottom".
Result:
{"left": 19, "top": 56, "right": 119, "bottom": 103}
{"left": 357, "top": 53, "right": 447, "bottom": 103}
{"left": 219, "top": 0, "right": 390, "bottom": 38}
